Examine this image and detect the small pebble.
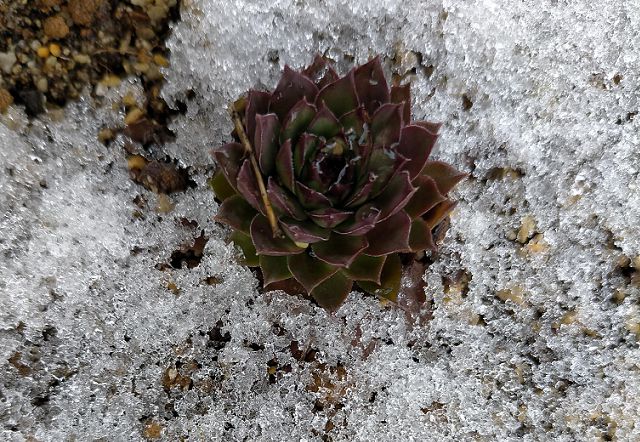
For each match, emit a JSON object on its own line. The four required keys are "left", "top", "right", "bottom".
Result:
{"left": 0, "top": 51, "right": 17, "bottom": 74}
{"left": 0, "top": 88, "right": 14, "bottom": 113}
{"left": 37, "top": 46, "right": 50, "bottom": 58}
{"left": 49, "top": 43, "right": 61, "bottom": 57}
{"left": 43, "top": 15, "right": 69, "bottom": 39}
{"left": 36, "top": 77, "right": 49, "bottom": 93}
{"left": 125, "top": 107, "right": 145, "bottom": 125}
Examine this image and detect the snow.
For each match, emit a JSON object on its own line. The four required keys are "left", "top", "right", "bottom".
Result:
{"left": 1, "top": 0, "right": 639, "bottom": 440}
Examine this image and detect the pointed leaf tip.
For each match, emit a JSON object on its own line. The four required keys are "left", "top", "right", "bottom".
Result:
{"left": 354, "top": 56, "right": 390, "bottom": 115}
{"left": 310, "top": 271, "right": 353, "bottom": 311}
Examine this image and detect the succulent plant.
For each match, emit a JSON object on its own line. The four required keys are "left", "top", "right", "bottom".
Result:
{"left": 211, "top": 55, "right": 465, "bottom": 310}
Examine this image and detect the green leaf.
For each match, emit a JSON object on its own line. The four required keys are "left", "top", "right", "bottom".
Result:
{"left": 310, "top": 271, "right": 353, "bottom": 311}
{"left": 209, "top": 170, "right": 236, "bottom": 201}
{"left": 287, "top": 253, "right": 339, "bottom": 293}
{"left": 259, "top": 255, "right": 292, "bottom": 285}
{"left": 356, "top": 253, "right": 401, "bottom": 302}
{"left": 342, "top": 254, "right": 386, "bottom": 284}
{"left": 229, "top": 231, "right": 259, "bottom": 266}
{"left": 215, "top": 195, "right": 257, "bottom": 234}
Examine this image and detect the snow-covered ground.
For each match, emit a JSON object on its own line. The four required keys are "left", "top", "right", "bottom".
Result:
{"left": 1, "top": 1, "right": 639, "bottom": 440}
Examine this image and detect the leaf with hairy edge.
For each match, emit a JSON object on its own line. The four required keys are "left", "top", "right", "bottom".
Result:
{"left": 302, "top": 55, "right": 339, "bottom": 89}
{"left": 343, "top": 254, "right": 386, "bottom": 284}
{"left": 397, "top": 125, "right": 438, "bottom": 179}
{"left": 307, "top": 102, "right": 341, "bottom": 138}
{"left": 415, "top": 121, "right": 442, "bottom": 134}
{"left": 357, "top": 253, "right": 401, "bottom": 301}
{"left": 366, "top": 148, "right": 409, "bottom": 198}
{"left": 281, "top": 98, "right": 316, "bottom": 143}
{"left": 280, "top": 218, "right": 330, "bottom": 244}
{"left": 354, "top": 56, "right": 390, "bottom": 115}
{"left": 390, "top": 84, "right": 411, "bottom": 123}
{"left": 365, "top": 210, "right": 412, "bottom": 256}
{"left": 310, "top": 271, "right": 353, "bottom": 311}
{"left": 212, "top": 142, "right": 245, "bottom": 189}
{"left": 316, "top": 69, "right": 359, "bottom": 118}
{"left": 369, "top": 170, "right": 417, "bottom": 221}
{"left": 404, "top": 175, "right": 445, "bottom": 218}
{"left": 267, "top": 177, "right": 306, "bottom": 220}
{"left": 287, "top": 253, "right": 339, "bottom": 293}
{"left": 254, "top": 113, "right": 280, "bottom": 175}
{"left": 246, "top": 90, "right": 270, "bottom": 146}
{"left": 335, "top": 205, "right": 380, "bottom": 235}
{"left": 275, "top": 139, "right": 295, "bottom": 191}
{"left": 308, "top": 208, "right": 352, "bottom": 229}
{"left": 259, "top": 255, "right": 292, "bottom": 285}
{"left": 295, "top": 181, "right": 333, "bottom": 210}
{"left": 215, "top": 195, "right": 257, "bottom": 234}
{"left": 250, "top": 214, "right": 306, "bottom": 256}
{"left": 209, "top": 170, "right": 236, "bottom": 201}
{"left": 340, "top": 106, "right": 367, "bottom": 138}
{"left": 371, "top": 103, "right": 403, "bottom": 147}
{"left": 229, "top": 231, "right": 258, "bottom": 266}
{"left": 236, "top": 159, "right": 264, "bottom": 213}
{"left": 423, "top": 200, "right": 457, "bottom": 229}
{"left": 409, "top": 217, "right": 435, "bottom": 252}
{"left": 293, "top": 133, "right": 320, "bottom": 177}
{"left": 269, "top": 65, "right": 319, "bottom": 121}
{"left": 312, "top": 233, "right": 368, "bottom": 267}
{"left": 422, "top": 161, "right": 467, "bottom": 195}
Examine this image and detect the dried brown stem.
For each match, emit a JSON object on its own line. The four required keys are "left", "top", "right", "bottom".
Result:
{"left": 230, "top": 107, "right": 282, "bottom": 238}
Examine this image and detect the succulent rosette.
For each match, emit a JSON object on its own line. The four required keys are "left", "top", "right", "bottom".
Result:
{"left": 211, "top": 55, "right": 465, "bottom": 310}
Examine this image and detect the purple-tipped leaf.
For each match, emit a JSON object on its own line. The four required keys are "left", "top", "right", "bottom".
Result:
{"left": 229, "top": 231, "right": 259, "bottom": 266}
{"left": 215, "top": 195, "right": 258, "bottom": 234}
{"left": 295, "top": 180, "right": 333, "bottom": 210}
{"left": 308, "top": 208, "right": 353, "bottom": 228}
{"left": 310, "top": 271, "right": 353, "bottom": 311}
{"left": 250, "top": 214, "right": 306, "bottom": 256}
{"left": 312, "top": 233, "right": 368, "bottom": 268}
{"left": 354, "top": 56, "right": 390, "bottom": 115}
{"left": 302, "top": 55, "right": 340, "bottom": 89}
{"left": 275, "top": 139, "right": 295, "bottom": 191}
{"left": 423, "top": 200, "right": 457, "bottom": 229}
{"left": 409, "top": 217, "right": 435, "bottom": 252}
{"left": 212, "top": 142, "right": 245, "bottom": 189}
{"left": 306, "top": 102, "right": 341, "bottom": 138}
{"left": 335, "top": 205, "right": 381, "bottom": 235}
{"left": 340, "top": 106, "right": 368, "bottom": 138}
{"left": 254, "top": 113, "right": 280, "bottom": 175}
{"left": 316, "top": 69, "right": 359, "bottom": 118}
{"left": 259, "top": 255, "right": 292, "bottom": 285}
{"left": 365, "top": 210, "right": 412, "bottom": 256}
{"left": 415, "top": 121, "right": 442, "bottom": 134}
{"left": 267, "top": 177, "right": 307, "bottom": 220}
{"left": 280, "top": 218, "right": 330, "bottom": 244}
{"left": 422, "top": 161, "right": 467, "bottom": 195}
{"left": 342, "top": 254, "right": 386, "bottom": 284}
{"left": 293, "top": 133, "right": 320, "bottom": 177}
{"left": 246, "top": 90, "right": 271, "bottom": 146}
{"left": 371, "top": 103, "right": 404, "bottom": 147}
{"left": 390, "top": 84, "right": 411, "bottom": 123}
{"left": 269, "top": 65, "right": 319, "bottom": 121}
{"left": 366, "top": 148, "right": 409, "bottom": 198}
{"left": 287, "top": 253, "right": 339, "bottom": 293}
{"left": 345, "top": 172, "right": 376, "bottom": 207}
{"left": 236, "top": 159, "right": 264, "bottom": 213}
{"left": 357, "top": 253, "right": 401, "bottom": 302}
{"left": 403, "top": 175, "right": 446, "bottom": 218}
{"left": 397, "top": 125, "right": 438, "bottom": 179}
{"left": 209, "top": 170, "right": 236, "bottom": 201}
{"left": 281, "top": 98, "right": 317, "bottom": 143}
{"left": 369, "top": 170, "right": 417, "bottom": 221}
